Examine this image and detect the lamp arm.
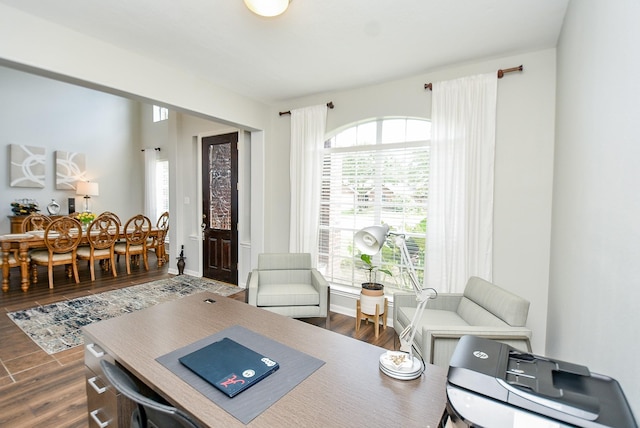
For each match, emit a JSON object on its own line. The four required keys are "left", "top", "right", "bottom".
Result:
{"left": 392, "top": 234, "right": 437, "bottom": 361}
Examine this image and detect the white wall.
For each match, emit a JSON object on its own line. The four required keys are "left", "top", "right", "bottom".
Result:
{"left": 551, "top": 0, "right": 640, "bottom": 413}
{"left": 267, "top": 49, "right": 557, "bottom": 354}
{"left": 170, "top": 113, "right": 233, "bottom": 276}
{"left": 0, "top": 66, "right": 142, "bottom": 231}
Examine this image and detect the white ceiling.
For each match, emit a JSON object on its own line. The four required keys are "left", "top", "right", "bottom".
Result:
{"left": 0, "top": 0, "right": 568, "bottom": 104}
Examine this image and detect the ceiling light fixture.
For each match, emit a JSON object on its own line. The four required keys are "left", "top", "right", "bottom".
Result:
{"left": 244, "top": 0, "right": 290, "bottom": 17}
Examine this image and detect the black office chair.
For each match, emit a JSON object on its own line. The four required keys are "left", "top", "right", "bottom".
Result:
{"left": 100, "top": 360, "right": 201, "bottom": 428}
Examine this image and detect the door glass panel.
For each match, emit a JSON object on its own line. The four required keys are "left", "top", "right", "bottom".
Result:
{"left": 208, "top": 143, "right": 231, "bottom": 230}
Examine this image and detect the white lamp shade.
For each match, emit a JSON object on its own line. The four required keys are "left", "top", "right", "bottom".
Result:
{"left": 354, "top": 224, "right": 390, "bottom": 255}
{"left": 244, "top": 0, "right": 290, "bottom": 17}
{"left": 76, "top": 181, "right": 99, "bottom": 196}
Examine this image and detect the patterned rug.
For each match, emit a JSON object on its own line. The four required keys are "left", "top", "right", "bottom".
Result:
{"left": 7, "top": 276, "right": 241, "bottom": 354}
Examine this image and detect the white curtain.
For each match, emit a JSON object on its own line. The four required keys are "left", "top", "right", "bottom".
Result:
{"left": 143, "top": 148, "right": 158, "bottom": 221}
{"left": 289, "top": 104, "right": 328, "bottom": 261}
{"left": 426, "top": 73, "right": 497, "bottom": 293}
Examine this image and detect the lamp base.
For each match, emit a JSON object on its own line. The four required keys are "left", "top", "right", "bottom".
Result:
{"left": 378, "top": 351, "right": 423, "bottom": 380}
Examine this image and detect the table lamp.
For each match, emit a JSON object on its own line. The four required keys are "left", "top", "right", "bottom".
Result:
{"left": 354, "top": 224, "right": 437, "bottom": 380}
{"left": 76, "top": 181, "right": 99, "bottom": 212}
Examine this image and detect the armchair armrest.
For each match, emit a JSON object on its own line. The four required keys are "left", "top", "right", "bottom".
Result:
{"left": 310, "top": 268, "right": 329, "bottom": 311}
{"left": 421, "top": 325, "right": 532, "bottom": 366}
{"left": 393, "top": 292, "right": 463, "bottom": 328}
{"left": 248, "top": 269, "right": 260, "bottom": 306}
{"left": 424, "top": 293, "right": 463, "bottom": 311}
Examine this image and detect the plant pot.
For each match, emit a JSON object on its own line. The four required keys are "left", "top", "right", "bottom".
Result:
{"left": 360, "top": 288, "right": 386, "bottom": 315}
{"left": 361, "top": 282, "right": 384, "bottom": 291}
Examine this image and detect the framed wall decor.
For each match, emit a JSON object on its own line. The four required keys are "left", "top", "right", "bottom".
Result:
{"left": 56, "top": 150, "right": 86, "bottom": 190}
{"left": 10, "top": 143, "right": 46, "bottom": 188}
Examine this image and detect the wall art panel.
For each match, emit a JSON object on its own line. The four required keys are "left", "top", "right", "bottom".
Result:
{"left": 10, "top": 144, "right": 46, "bottom": 188}
{"left": 56, "top": 151, "right": 86, "bottom": 190}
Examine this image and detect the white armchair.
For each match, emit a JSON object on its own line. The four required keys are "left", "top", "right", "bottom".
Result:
{"left": 393, "top": 276, "right": 532, "bottom": 368}
{"left": 248, "top": 253, "right": 330, "bottom": 328}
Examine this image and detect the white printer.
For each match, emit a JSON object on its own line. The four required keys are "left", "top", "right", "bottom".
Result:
{"left": 442, "top": 335, "right": 637, "bottom": 428}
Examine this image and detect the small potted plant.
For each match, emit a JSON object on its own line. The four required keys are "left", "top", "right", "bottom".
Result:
{"left": 360, "top": 254, "right": 393, "bottom": 290}
{"left": 358, "top": 253, "right": 392, "bottom": 316}
{"left": 360, "top": 253, "right": 392, "bottom": 291}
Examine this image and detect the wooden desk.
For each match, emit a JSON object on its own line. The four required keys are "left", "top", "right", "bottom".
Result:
{"left": 0, "top": 227, "right": 162, "bottom": 292}
{"left": 83, "top": 292, "right": 447, "bottom": 427}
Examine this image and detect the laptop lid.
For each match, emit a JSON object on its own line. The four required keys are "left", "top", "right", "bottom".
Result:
{"left": 179, "top": 337, "right": 279, "bottom": 398}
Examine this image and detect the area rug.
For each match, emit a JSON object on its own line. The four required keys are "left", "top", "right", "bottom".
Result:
{"left": 7, "top": 276, "right": 241, "bottom": 355}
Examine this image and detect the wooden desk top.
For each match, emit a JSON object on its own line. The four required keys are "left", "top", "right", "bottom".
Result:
{"left": 83, "top": 292, "right": 447, "bottom": 427}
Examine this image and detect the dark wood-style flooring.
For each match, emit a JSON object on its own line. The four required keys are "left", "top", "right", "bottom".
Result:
{"left": 0, "top": 256, "right": 398, "bottom": 427}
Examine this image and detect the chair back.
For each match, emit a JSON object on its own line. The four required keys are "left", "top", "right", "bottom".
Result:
{"left": 100, "top": 360, "right": 200, "bottom": 428}
{"left": 44, "top": 217, "right": 83, "bottom": 254}
{"left": 156, "top": 211, "right": 169, "bottom": 232}
{"left": 257, "top": 253, "right": 313, "bottom": 285}
{"left": 87, "top": 215, "right": 119, "bottom": 250}
{"left": 123, "top": 214, "right": 151, "bottom": 247}
{"left": 21, "top": 213, "right": 52, "bottom": 232}
{"left": 155, "top": 211, "right": 169, "bottom": 240}
{"left": 458, "top": 276, "right": 530, "bottom": 327}
{"left": 99, "top": 211, "right": 122, "bottom": 225}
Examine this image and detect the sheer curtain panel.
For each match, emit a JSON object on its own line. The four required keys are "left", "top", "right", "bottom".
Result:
{"left": 289, "top": 104, "right": 328, "bottom": 261}
{"left": 427, "top": 73, "right": 497, "bottom": 293}
{"left": 143, "top": 149, "right": 158, "bottom": 220}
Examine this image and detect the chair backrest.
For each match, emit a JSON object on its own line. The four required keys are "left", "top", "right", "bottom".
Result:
{"left": 44, "top": 217, "right": 83, "bottom": 254}
{"left": 99, "top": 211, "right": 122, "bottom": 225}
{"left": 257, "top": 253, "right": 313, "bottom": 285}
{"left": 87, "top": 215, "right": 119, "bottom": 250}
{"left": 21, "top": 213, "right": 52, "bottom": 232}
{"left": 258, "top": 253, "right": 312, "bottom": 270}
{"left": 100, "top": 360, "right": 200, "bottom": 428}
{"left": 156, "top": 211, "right": 169, "bottom": 231}
{"left": 155, "top": 211, "right": 169, "bottom": 241}
{"left": 457, "top": 276, "right": 530, "bottom": 327}
{"left": 123, "top": 214, "right": 151, "bottom": 246}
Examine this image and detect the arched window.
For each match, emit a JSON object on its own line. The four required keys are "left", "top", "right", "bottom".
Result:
{"left": 318, "top": 118, "right": 430, "bottom": 291}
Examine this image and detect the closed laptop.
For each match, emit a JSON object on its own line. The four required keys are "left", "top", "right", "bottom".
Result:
{"left": 179, "top": 337, "right": 279, "bottom": 397}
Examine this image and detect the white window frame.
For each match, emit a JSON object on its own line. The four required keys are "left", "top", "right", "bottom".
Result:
{"left": 317, "top": 118, "right": 430, "bottom": 292}
{"left": 153, "top": 105, "right": 169, "bottom": 122}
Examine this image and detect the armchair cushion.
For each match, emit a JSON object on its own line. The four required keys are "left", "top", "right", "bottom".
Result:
{"left": 256, "top": 282, "right": 320, "bottom": 307}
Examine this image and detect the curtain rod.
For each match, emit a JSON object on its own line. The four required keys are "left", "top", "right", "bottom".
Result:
{"left": 141, "top": 147, "right": 161, "bottom": 152}
{"left": 424, "top": 65, "right": 523, "bottom": 90}
{"left": 279, "top": 101, "right": 334, "bottom": 116}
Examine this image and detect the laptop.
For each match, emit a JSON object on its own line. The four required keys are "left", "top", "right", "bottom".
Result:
{"left": 179, "top": 337, "right": 280, "bottom": 398}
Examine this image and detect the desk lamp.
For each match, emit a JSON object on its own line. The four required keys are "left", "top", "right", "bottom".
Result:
{"left": 76, "top": 181, "right": 99, "bottom": 212}
{"left": 354, "top": 224, "right": 437, "bottom": 380}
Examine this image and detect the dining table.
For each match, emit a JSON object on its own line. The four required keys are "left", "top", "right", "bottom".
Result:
{"left": 1, "top": 226, "right": 163, "bottom": 292}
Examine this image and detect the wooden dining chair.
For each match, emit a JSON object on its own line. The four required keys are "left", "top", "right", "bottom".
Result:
{"left": 29, "top": 216, "right": 83, "bottom": 289}
{"left": 147, "top": 211, "right": 169, "bottom": 266}
{"left": 77, "top": 214, "right": 120, "bottom": 281}
{"left": 114, "top": 214, "right": 151, "bottom": 275}
{"left": 20, "top": 213, "right": 52, "bottom": 233}
{"left": 1, "top": 213, "right": 53, "bottom": 287}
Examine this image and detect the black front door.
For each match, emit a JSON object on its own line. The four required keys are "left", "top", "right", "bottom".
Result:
{"left": 201, "top": 133, "right": 238, "bottom": 284}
